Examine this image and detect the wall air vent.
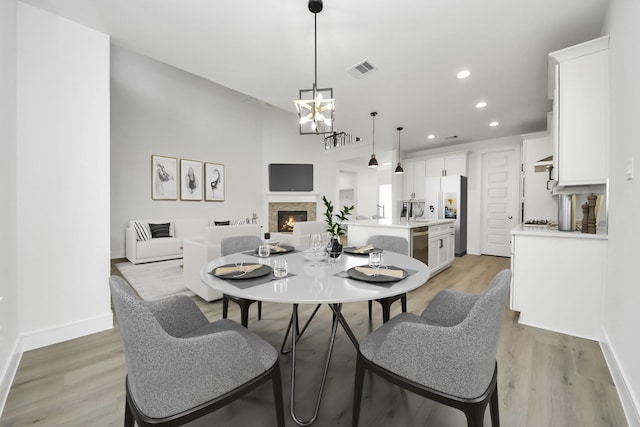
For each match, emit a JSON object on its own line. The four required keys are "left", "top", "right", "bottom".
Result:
{"left": 346, "top": 60, "right": 377, "bottom": 78}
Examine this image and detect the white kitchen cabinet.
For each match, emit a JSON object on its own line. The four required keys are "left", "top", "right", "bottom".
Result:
{"left": 549, "top": 36, "right": 609, "bottom": 186}
{"left": 425, "top": 152, "right": 468, "bottom": 177}
{"left": 402, "top": 159, "right": 426, "bottom": 200}
{"left": 427, "top": 222, "right": 455, "bottom": 275}
{"left": 510, "top": 228, "right": 606, "bottom": 340}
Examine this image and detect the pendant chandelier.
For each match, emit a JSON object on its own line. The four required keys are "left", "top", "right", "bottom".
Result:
{"left": 294, "top": 0, "right": 334, "bottom": 135}
{"left": 394, "top": 127, "right": 404, "bottom": 174}
{"left": 368, "top": 112, "right": 379, "bottom": 168}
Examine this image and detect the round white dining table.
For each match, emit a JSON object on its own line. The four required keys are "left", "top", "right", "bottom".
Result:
{"left": 200, "top": 249, "right": 430, "bottom": 306}
{"left": 200, "top": 249, "right": 431, "bottom": 426}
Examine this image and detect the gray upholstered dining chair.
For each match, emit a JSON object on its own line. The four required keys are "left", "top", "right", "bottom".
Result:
{"left": 221, "top": 235, "right": 265, "bottom": 327}
{"left": 109, "top": 275, "right": 284, "bottom": 427}
{"left": 366, "top": 235, "right": 410, "bottom": 323}
{"left": 352, "top": 269, "right": 512, "bottom": 427}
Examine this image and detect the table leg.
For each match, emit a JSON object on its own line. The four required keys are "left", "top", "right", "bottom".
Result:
{"left": 289, "top": 304, "right": 339, "bottom": 426}
{"left": 280, "top": 304, "right": 322, "bottom": 354}
{"left": 328, "top": 304, "right": 360, "bottom": 348}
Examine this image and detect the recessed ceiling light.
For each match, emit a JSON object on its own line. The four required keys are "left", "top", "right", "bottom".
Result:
{"left": 489, "top": 121, "right": 499, "bottom": 127}
{"left": 476, "top": 101, "right": 487, "bottom": 108}
{"left": 456, "top": 70, "right": 470, "bottom": 79}
{"left": 427, "top": 134, "right": 435, "bottom": 140}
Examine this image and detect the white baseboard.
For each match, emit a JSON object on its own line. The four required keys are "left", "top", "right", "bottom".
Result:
{"left": 601, "top": 327, "right": 640, "bottom": 427}
{"left": 20, "top": 312, "right": 113, "bottom": 352}
{"left": 0, "top": 339, "right": 22, "bottom": 419}
{"left": 1, "top": 313, "right": 114, "bottom": 417}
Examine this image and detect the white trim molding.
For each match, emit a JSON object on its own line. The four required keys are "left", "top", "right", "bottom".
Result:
{"left": 601, "top": 328, "right": 640, "bottom": 427}
{"left": 20, "top": 313, "right": 113, "bottom": 352}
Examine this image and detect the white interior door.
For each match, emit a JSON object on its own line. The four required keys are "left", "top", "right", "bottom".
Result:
{"left": 481, "top": 149, "right": 519, "bottom": 257}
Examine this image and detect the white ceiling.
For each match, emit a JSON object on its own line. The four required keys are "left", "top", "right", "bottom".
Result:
{"left": 22, "top": 0, "right": 609, "bottom": 153}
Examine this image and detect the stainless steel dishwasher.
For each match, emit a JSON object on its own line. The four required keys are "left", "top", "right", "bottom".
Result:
{"left": 411, "top": 226, "right": 429, "bottom": 264}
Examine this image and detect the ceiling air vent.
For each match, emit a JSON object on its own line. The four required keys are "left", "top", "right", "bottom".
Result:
{"left": 346, "top": 60, "right": 377, "bottom": 78}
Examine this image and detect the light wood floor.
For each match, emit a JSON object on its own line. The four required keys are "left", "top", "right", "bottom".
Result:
{"left": 1, "top": 255, "right": 627, "bottom": 426}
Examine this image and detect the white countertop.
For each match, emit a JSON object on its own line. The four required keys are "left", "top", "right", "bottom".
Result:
{"left": 512, "top": 224, "right": 608, "bottom": 240}
{"left": 347, "top": 218, "right": 454, "bottom": 229}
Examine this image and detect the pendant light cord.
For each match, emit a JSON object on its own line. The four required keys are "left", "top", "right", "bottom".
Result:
{"left": 314, "top": 13, "right": 318, "bottom": 91}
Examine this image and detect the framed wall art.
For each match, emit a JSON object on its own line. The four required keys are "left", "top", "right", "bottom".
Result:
{"left": 205, "top": 162, "right": 225, "bottom": 201}
{"left": 151, "top": 155, "right": 178, "bottom": 200}
{"left": 180, "top": 159, "right": 203, "bottom": 201}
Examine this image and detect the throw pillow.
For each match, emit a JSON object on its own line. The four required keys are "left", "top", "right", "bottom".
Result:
{"left": 133, "top": 221, "right": 151, "bottom": 241}
{"left": 149, "top": 222, "right": 172, "bottom": 238}
{"left": 214, "top": 220, "right": 230, "bottom": 226}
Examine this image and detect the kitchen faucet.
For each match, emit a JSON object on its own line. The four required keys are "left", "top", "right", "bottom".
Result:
{"left": 376, "top": 204, "right": 385, "bottom": 218}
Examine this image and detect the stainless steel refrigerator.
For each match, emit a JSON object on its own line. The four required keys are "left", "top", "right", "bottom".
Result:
{"left": 424, "top": 175, "right": 467, "bottom": 256}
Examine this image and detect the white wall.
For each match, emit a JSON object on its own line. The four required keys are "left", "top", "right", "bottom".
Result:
{"left": 0, "top": 0, "right": 19, "bottom": 414}
{"left": 16, "top": 4, "right": 112, "bottom": 350}
{"left": 601, "top": 1, "right": 640, "bottom": 424}
{"left": 111, "top": 47, "right": 345, "bottom": 256}
{"left": 110, "top": 46, "right": 264, "bottom": 257}
{"left": 406, "top": 135, "right": 522, "bottom": 255}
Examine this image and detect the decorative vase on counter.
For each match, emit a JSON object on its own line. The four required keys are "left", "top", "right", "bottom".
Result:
{"left": 327, "top": 236, "right": 343, "bottom": 261}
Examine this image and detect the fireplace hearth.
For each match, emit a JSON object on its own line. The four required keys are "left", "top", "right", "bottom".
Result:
{"left": 277, "top": 211, "right": 308, "bottom": 233}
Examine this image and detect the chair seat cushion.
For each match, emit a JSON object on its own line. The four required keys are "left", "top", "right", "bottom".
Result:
{"left": 182, "top": 319, "right": 278, "bottom": 370}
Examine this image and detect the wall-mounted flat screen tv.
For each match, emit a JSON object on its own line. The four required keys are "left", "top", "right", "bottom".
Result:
{"left": 268, "top": 163, "right": 314, "bottom": 192}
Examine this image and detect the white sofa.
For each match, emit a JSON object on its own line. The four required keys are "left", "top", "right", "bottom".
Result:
{"left": 125, "top": 219, "right": 208, "bottom": 264}
{"left": 183, "top": 224, "right": 262, "bottom": 301}
{"left": 269, "top": 220, "right": 327, "bottom": 250}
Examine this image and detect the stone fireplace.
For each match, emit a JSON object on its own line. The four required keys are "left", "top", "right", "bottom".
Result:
{"left": 268, "top": 202, "right": 317, "bottom": 233}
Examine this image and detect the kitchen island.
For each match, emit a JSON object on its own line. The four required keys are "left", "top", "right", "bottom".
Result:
{"left": 347, "top": 218, "right": 455, "bottom": 276}
{"left": 510, "top": 224, "right": 607, "bottom": 340}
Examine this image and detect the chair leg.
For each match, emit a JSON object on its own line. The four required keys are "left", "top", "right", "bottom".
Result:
{"left": 271, "top": 361, "right": 285, "bottom": 427}
{"left": 381, "top": 301, "right": 392, "bottom": 323}
{"left": 489, "top": 382, "right": 500, "bottom": 427}
{"left": 352, "top": 355, "right": 366, "bottom": 427}
{"left": 124, "top": 395, "right": 134, "bottom": 427}
{"left": 463, "top": 401, "right": 488, "bottom": 427}
{"left": 401, "top": 293, "right": 407, "bottom": 313}
{"left": 368, "top": 300, "right": 373, "bottom": 321}
{"left": 239, "top": 302, "right": 250, "bottom": 328}
{"left": 258, "top": 301, "right": 263, "bottom": 320}
{"left": 222, "top": 295, "right": 229, "bottom": 319}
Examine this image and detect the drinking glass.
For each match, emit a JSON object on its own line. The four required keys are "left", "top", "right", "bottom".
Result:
{"left": 257, "top": 245, "right": 270, "bottom": 258}
{"left": 368, "top": 252, "right": 382, "bottom": 274}
{"left": 309, "top": 233, "right": 323, "bottom": 252}
{"left": 273, "top": 259, "right": 288, "bottom": 278}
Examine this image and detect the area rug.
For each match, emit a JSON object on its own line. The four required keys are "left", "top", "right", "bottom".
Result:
{"left": 115, "top": 259, "right": 194, "bottom": 300}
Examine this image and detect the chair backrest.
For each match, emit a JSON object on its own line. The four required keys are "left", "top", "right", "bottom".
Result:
{"left": 221, "top": 235, "right": 263, "bottom": 256}
{"left": 109, "top": 276, "right": 178, "bottom": 409}
{"left": 205, "top": 224, "right": 261, "bottom": 245}
{"left": 367, "top": 235, "right": 409, "bottom": 255}
{"left": 455, "top": 269, "right": 511, "bottom": 396}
